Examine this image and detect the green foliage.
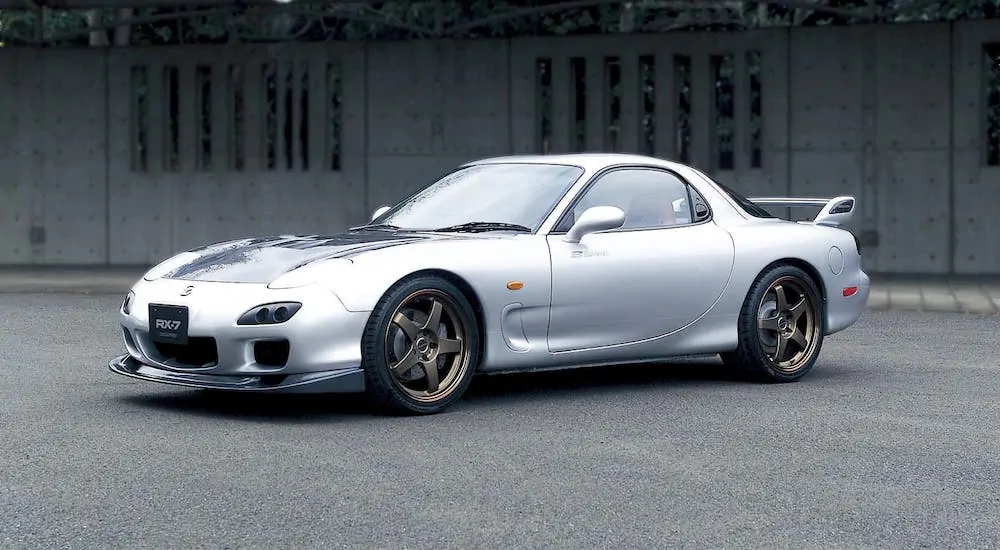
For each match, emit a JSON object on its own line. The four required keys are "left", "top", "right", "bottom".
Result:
{"left": 0, "top": 0, "right": 998, "bottom": 46}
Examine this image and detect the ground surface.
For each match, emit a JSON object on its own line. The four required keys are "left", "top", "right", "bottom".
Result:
{"left": 2, "top": 293, "right": 999, "bottom": 549}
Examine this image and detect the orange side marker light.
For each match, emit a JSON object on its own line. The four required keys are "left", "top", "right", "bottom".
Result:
{"left": 507, "top": 281, "right": 524, "bottom": 291}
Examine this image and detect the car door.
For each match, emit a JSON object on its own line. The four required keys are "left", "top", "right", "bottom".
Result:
{"left": 545, "top": 166, "right": 735, "bottom": 353}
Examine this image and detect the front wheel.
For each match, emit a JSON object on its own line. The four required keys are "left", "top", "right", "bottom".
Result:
{"left": 721, "top": 264, "right": 825, "bottom": 382}
{"left": 361, "top": 275, "right": 480, "bottom": 415}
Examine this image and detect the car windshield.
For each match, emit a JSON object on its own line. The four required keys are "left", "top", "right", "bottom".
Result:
{"left": 368, "top": 162, "right": 586, "bottom": 232}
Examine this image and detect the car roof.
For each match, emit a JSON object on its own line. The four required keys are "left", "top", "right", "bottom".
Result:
{"left": 466, "top": 153, "right": 688, "bottom": 173}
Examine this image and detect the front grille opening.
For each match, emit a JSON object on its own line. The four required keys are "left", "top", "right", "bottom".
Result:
{"left": 254, "top": 339, "right": 290, "bottom": 367}
{"left": 154, "top": 337, "right": 219, "bottom": 367}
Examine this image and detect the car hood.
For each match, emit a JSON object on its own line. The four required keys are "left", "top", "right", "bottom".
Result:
{"left": 158, "top": 231, "right": 449, "bottom": 284}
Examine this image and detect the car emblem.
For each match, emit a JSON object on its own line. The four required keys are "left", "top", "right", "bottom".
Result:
{"left": 180, "top": 285, "right": 194, "bottom": 297}
{"left": 415, "top": 337, "right": 430, "bottom": 354}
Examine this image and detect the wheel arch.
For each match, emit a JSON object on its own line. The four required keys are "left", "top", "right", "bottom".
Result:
{"left": 383, "top": 268, "right": 488, "bottom": 362}
{"left": 754, "top": 258, "right": 827, "bottom": 305}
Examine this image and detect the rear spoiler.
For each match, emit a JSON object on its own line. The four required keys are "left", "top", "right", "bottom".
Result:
{"left": 747, "top": 196, "right": 856, "bottom": 228}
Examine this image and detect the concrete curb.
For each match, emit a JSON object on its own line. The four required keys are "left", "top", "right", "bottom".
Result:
{"left": 0, "top": 270, "right": 142, "bottom": 295}
{"left": 865, "top": 276, "right": 1000, "bottom": 315}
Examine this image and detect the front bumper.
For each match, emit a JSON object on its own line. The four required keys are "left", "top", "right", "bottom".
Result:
{"left": 109, "top": 354, "right": 365, "bottom": 393}
{"left": 111, "top": 277, "right": 372, "bottom": 392}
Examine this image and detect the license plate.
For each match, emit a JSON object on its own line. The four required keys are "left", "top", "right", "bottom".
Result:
{"left": 149, "top": 304, "right": 189, "bottom": 345}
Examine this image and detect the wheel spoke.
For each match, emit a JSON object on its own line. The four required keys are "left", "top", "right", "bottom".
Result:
{"left": 423, "top": 300, "right": 443, "bottom": 332}
{"left": 384, "top": 289, "right": 473, "bottom": 403}
{"left": 788, "top": 296, "right": 808, "bottom": 322}
{"left": 755, "top": 277, "right": 819, "bottom": 372}
{"left": 790, "top": 329, "right": 808, "bottom": 349}
{"left": 437, "top": 338, "right": 462, "bottom": 355}
{"left": 774, "top": 284, "right": 788, "bottom": 311}
{"left": 421, "top": 360, "right": 440, "bottom": 393}
{"left": 392, "top": 312, "right": 420, "bottom": 340}
{"left": 391, "top": 348, "right": 420, "bottom": 376}
{"left": 758, "top": 314, "right": 779, "bottom": 331}
{"left": 773, "top": 333, "right": 788, "bottom": 363}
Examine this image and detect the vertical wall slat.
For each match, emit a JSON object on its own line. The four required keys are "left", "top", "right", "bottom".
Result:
{"left": 243, "top": 61, "right": 263, "bottom": 172}
{"left": 585, "top": 56, "right": 605, "bottom": 151}
{"left": 178, "top": 61, "right": 196, "bottom": 174}
{"left": 339, "top": 49, "right": 367, "bottom": 224}
{"left": 550, "top": 56, "right": 572, "bottom": 153}
{"left": 211, "top": 61, "right": 229, "bottom": 173}
{"left": 291, "top": 61, "right": 304, "bottom": 171}
{"left": 653, "top": 50, "right": 676, "bottom": 160}
{"left": 732, "top": 50, "right": 749, "bottom": 173}
{"left": 275, "top": 60, "right": 287, "bottom": 170}
{"left": 147, "top": 61, "right": 164, "bottom": 175}
{"left": 619, "top": 53, "right": 640, "bottom": 154}
{"left": 689, "top": 54, "right": 712, "bottom": 171}
{"left": 308, "top": 56, "right": 326, "bottom": 174}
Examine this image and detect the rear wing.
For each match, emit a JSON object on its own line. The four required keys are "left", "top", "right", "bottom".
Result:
{"left": 747, "top": 196, "right": 856, "bottom": 228}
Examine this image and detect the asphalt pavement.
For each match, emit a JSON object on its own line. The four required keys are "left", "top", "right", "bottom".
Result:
{"left": 2, "top": 293, "right": 1000, "bottom": 549}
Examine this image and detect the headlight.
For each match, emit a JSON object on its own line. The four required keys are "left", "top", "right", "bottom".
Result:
{"left": 143, "top": 252, "right": 199, "bottom": 281}
{"left": 237, "top": 302, "right": 303, "bottom": 325}
{"left": 268, "top": 259, "right": 353, "bottom": 290}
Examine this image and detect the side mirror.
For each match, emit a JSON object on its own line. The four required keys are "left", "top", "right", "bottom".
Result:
{"left": 563, "top": 206, "right": 625, "bottom": 244}
{"left": 371, "top": 206, "right": 391, "bottom": 221}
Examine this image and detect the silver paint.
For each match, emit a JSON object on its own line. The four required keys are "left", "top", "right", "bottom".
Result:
{"left": 109, "top": 153, "right": 870, "bottom": 393}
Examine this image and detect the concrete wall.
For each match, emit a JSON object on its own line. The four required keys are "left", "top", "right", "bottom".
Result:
{"left": 1, "top": 21, "right": 999, "bottom": 274}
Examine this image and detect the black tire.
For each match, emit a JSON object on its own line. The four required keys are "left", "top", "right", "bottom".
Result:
{"left": 720, "top": 264, "right": 825, "bottom": 382}
{"left": 361, "top": 274, "right": 481, "bottom": 415}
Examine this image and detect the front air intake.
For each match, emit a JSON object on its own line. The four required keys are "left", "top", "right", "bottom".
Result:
{"left": 254, "top": 339, "right": 290, "bottom": 367}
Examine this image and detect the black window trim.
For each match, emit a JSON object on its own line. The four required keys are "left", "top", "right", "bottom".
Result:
{"left": 548, "top": 164, "right": 715, "bottom": 235}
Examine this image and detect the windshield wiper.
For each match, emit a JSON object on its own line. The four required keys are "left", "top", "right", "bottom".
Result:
{"left": 429, "top": 222, "right": 532, "bottom": 233}
{"left": 350, "top": 223, "right": 400, "bottom": 231}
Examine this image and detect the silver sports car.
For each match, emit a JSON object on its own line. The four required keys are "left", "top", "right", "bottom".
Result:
{"left": 110, "top": 153, "right": 870, "bottom": 414}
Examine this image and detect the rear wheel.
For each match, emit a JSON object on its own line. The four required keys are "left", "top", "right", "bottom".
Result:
{"left": 361, "top": 275, "right": 480, "bottom": 415}
{"left": 721, "top": 264, "right": 824, "bottom": 382}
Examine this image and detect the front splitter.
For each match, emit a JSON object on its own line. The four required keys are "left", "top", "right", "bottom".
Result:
{"left": 108, "top": 354, "right": 366, "bottom": 394}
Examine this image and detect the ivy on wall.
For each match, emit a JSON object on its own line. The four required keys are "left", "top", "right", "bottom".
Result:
{"left": 0, "top": 0, "right": 998, "bottom": 47}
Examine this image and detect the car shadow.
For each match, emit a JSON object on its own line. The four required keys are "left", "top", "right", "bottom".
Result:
{"left": 119, "top": 389, "right": 376, "bottom": 422}
{"left": 118, "top": 356, "right": 847, "bottom": 422}
{"left": 465, "top": 356, "right": 738, "bottom": 400}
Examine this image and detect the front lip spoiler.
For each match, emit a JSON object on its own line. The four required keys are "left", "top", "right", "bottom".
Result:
{"left": 108, "top": 355, "right": 365, "bottom": 394}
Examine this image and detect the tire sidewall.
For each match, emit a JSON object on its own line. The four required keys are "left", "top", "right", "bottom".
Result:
{"left": 362, "top": 275, "right": 481, "bottom": 414}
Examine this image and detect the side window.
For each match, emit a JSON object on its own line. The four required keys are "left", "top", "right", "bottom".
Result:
{"left": 556, "top": 168, "right": 698, "bottom": 231}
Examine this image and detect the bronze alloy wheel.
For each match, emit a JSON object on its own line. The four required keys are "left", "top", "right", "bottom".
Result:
{"left": 383, "top": 289, "right": 471, "bottom": 403}
{"left": 755, "top": 275, "right": 821, "bottom": 373}
{"left": 720, "top": 264, "right": 824, "bottom": 382}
